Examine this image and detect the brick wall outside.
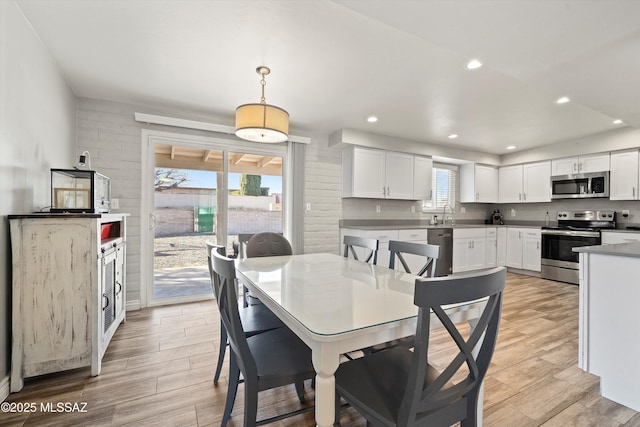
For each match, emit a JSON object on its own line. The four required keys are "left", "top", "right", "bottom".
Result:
{"left": 154, "top": 207, "right": 282, "bottom": 236}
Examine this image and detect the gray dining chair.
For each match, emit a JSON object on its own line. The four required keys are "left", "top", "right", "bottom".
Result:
{"left": 335, "top": 267, "right": 507, "bottom": 427}
{"left": 242, "top": 232, "right": 293, "bottom": 306}
{"left": 343, "top": 235, "right": 379, "bottom": 265}
{"left": 211, "top": 249, "right": 315, "bottom": 426}
{"left": 388, "top": 240, "right": 440, "bottom": 277}
{"left": 246, "top": 232, "right": 292, "bottom": 258}
{"left": 362, "top": 240, "right": 442, "bottom": 354}
{"left": 205, "top": 242, "right": 284, "bottom": 384}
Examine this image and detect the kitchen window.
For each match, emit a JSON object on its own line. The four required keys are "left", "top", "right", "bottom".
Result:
{"left": 422, "top": 163, "right": 457, "bottom": 211}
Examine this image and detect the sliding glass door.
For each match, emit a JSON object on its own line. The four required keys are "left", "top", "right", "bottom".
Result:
{"left": 143, "top": 132, "right": 287, "bottom": 306}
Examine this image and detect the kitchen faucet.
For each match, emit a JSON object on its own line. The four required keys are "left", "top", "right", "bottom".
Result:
{"left": 442, "top": 203, "right": 455, "bottom": 226}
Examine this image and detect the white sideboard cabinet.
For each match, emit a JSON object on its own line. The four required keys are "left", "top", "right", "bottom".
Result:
{"left": 9, "top": 213, "right": 128, "bottom": 392}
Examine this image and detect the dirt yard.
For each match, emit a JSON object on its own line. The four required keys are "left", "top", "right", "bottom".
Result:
{"left": 154, "top": 233, "right": 220, "bottom": 269}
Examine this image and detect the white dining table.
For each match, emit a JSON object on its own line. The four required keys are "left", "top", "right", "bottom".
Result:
{"left": 235, "top": 252, "right": 486, "bottom": 427}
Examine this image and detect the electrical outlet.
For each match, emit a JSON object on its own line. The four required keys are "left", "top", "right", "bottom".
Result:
{"left": 511, "top": 209, "right": 516, "bottom": 217}
{"left": 305, "top": 202, "right": 311, "bottom": 211}
{"left": 622, "top": 209, "right": 630, "bottom": 218}
{"left": 376, "top": 205, "right": 381, "bottom": 213}
{"left": 111, "top": 198, "right": 119, "bottom": 209}
{"left": 411, "top": 205, "right": 416, "bottom": 213}
{"left": 460, "top": 207, "right": 466, "bottom": 213}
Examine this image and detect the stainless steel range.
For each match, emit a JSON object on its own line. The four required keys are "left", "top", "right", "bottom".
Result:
{"left": 541, "top": 210, "right": 616, "bottom": 284}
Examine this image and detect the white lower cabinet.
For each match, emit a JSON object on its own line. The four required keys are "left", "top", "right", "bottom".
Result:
{"left": 497, "top": 227, "right": 507, "bottom": 267}
{"left": 506, "top": 227, "right": 541, "bottom": 272}
{"left": 453, "top": 228, "right": 494, "bottom": 273}
{"left": 486, "top": 228, "right": 498, "bottom": 268}
{"left": 601, "top": 231, "right": 640, "bottom": 244}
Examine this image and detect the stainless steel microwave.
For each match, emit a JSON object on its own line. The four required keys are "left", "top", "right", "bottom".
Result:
{"left": 551, "top": 171, "right": 609, "bottom": 199}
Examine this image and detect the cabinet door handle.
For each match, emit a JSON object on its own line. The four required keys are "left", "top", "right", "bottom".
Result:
{"left": 519, "top": 193, "right": 521, "bottom": 201}
{"left": 573, "top": 162, "right": 578, "bottom": 172}
{"left": 537, "top": 242, "right": 540, "bottom": 250}
{"left": 476, "top": 192, "right": 479, "bottom": 201}
{"left": 116, "top": 282, "right": 122, "bottom": 295}
{"left": 523, "top": 193, "right": 527, "bottom": 201}
{"left": 634, "top": 187, "right": 636, "bottom": 198}
{"left": 102, "top": 294, "right": 109, "bottom": 311}
{"left": 430, "top": 189, "right": 433, "bottom": 199}
{"left": 579, "top": 162, "right": 583, "bottom": 172}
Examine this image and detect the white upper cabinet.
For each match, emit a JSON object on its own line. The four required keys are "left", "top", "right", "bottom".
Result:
{"left": 384, "top": 151, "right": 415, "bottom": 200}
{"left": 610, "top": 149, "right": 639, "bottom": 200}
{"left": 499, "top": 161, "right": 550, "bottom": 203}
{"left": 498, "top": 164, "right": 524, "bottom": 203}
{"left": 343, "top": 146, "right": 432, "bottom": 200}
{"left": 551, "top": 153, "right": 610, "bottom": 175}
{"left": 460, "top": 164, "right": 498, "bottom": 203}
{"left": 343, "top": 146, "right": 386, "bottom": 198}
{"left": 523, "top": 161, "right": 551, "bottom": 203}
{"left": 413, "top": 155, "right": 433, "bottom": 200}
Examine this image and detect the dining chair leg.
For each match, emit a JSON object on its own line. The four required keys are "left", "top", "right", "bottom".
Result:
{"left": 214, "top": 319, "right": 228, "bottom": 384}
{"left": 221, "top": 353, "right": 240, "bottom": 427}
{"left": 243, "top": 377, "right": 259, "bottom": 427}
{"left": 294, "top": 377, "right": 306, "bottom": 403}
{"left": 461, "top": 389, "right": 480, "bottom": 427}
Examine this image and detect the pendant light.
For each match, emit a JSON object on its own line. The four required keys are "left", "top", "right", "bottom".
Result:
{"left": 235, "top": 66, "right": 289, "bottom": 143}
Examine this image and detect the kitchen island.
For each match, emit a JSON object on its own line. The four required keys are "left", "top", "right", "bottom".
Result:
{"left": 574, "top": 241, "right": 640, "bottom": 412}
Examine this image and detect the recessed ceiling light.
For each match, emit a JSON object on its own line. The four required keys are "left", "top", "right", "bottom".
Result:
{"left": 448, "top": 134, "right": 458, "bottom": 139}
{"left": 466, "top": 59, "right": 483, "bottom": 70}
{"left": 556, "top": 96, "right": 570, "bottom": 104}
{"left": 367, "top": 116, "right": 378, "bottom": 123}
{"left": 506, "top": 145, "right": 517, "bottom": 150}
{"left": 613, "top": 119, "right": 623, "bottom": 124}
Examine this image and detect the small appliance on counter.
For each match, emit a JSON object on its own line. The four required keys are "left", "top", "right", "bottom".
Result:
{"left": 50, "top": 168, "right": 111, "bottom": 213}
{"left": 491, "top": 209, "right": 504, "bottom": 225}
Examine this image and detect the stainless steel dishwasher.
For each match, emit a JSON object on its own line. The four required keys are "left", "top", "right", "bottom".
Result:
{"left": 427, "top": 228, "right": 453, "bottom": 276}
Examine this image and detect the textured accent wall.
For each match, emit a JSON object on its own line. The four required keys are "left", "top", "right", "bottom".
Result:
{"left": 303, "top": 137, "right": 343, "bottom": 254}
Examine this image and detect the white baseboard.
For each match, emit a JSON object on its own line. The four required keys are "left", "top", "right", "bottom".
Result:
{"left": 126, "top": 299, "right": 141, "bottom": 311}
{"left": 0, "top": 375, "right": 9, "bottom": 402}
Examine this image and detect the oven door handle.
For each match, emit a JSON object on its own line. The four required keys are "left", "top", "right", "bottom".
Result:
{"left": 541, "top": 229, "right": 600, "bottom": 238}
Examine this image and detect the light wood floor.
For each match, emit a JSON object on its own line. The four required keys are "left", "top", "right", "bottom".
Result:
{"left": 4, "top": 273, "right": 640, "bottom": 426}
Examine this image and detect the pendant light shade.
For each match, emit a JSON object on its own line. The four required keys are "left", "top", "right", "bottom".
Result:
{"left": 235, "top": 66, "right": 289, "bottom": 143}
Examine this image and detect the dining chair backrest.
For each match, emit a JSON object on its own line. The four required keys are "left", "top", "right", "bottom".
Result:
{"left": 343, "top": 235, "right": 379, "bottom": 265}
{"left": 205, "top": 241, "right": 226, "bottom": 298}
{"left": 238, "top": 232, "right": 287, "bottom": 258}
{"left": 388, "top": 240, "right": 440, "bottom": 277}
{"left": 246, "top": 232, "right": 292, "bottom": 258}
{"left": 399, "top": 266, "right": 506, "bottom": 426}
{"left": 211, "top": 250, "right": 259, "bottom": 380}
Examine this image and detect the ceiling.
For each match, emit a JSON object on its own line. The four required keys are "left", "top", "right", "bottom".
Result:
{"left": 155, "top": 144, "right": 282, "bottom": 176}
{"left": 15, "top": 0, "right": 640, "bottom": 155}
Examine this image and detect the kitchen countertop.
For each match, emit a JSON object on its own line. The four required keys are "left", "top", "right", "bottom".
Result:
{"left": 573, "top": 241, "right": 640, "bottom": 258}
{"left": 340, "top": 224, "right": 542, "bottom": 230}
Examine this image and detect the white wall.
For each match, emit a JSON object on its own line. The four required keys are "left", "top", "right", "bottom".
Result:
{"left": 0, "top": 0, "right": 77, "bottom": 391}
